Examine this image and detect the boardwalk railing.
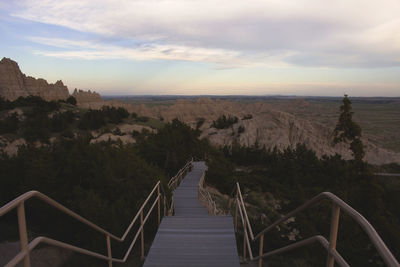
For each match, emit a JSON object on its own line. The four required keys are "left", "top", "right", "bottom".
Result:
{"left": 198, "top": 171, "right": 218, "bottom": 215}
{"left": 0, "top": 181, "right": 168, "bottom": 267}
{"left": 167, "top": 158, "right": 193, "bottom": 191}
{"left": 232, "top": 182, "right": 399, "bottom": 267}
{"left": 1, "top": 158, "right": 194, "bottom": 267}
{"left": 167, "top": 158, "right": 194, "bottom": 215}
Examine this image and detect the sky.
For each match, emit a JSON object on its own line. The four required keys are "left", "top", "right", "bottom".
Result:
{"left": 0, "top": 0, "right": 399, "bottom": 96}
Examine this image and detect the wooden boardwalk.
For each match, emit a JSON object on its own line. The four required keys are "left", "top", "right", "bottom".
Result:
{"left": 143, "top": 162, "right": 240, "bottom": 267}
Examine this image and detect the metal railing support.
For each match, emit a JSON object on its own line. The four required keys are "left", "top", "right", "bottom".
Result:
{"left": 236, "top": 183, "right": 254, "bottom": 240}
{"left": 140, "top": 210, "right": 145, "bottom": 260}
{"left": 163, "top": 195, "right": 167, "bottom": 217}
{"left": 243, "top": 217, "right": 247, "bottom": 261}
{"left": 106, "top": 235, "right": 112, "bottom": 267}
{"left": 258, "top": 234, "right": 264, "bottom": 267}
{"left": 157, "top": 185, "right": 161, "bottom": 225}
{"left": 169, "top": 196, "right": 174, "bottom": 216}
{"left": 17, "top": 202, "right": 30, "bottom": 267}
{"left": 198, "top": 173, "right": 218, "bottom": 215}
{"left": 326, "top": 203, "right": 340, "bottom": 267}
{"left": 234, "top": 196, "right": 238, "bottom": 232}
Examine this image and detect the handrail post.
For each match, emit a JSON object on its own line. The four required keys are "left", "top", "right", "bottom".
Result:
{"left": 259, "top": 234, "right": 264, "bottom": 267}
{"left": 106, "top": 234, "right": 112, "bottom": 267}
{"left": 163, "top": 195, "right": 167, "bottom": 217}
{"left": 243, "top": 217, "right": 247, "bottom": 262}
{"left": 234, "top": 195, "right": 238, "bottom": 232}
{"left": 169, "top": 196, "right": 174, "bottom": 216}
{"left": 326, "top": 203, "right": 340, "bottom": 267}
{"left": 140, "top": 210, "right": 145, "bottom": 260}
{"left": 157, "top": 185, "right": 161, "bottom": 225}
{"left": 17, "top": 202, "right": 31, "bottom": 267}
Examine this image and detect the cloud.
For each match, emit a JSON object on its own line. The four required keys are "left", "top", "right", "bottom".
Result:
{"left": 28, "top": 37, "right": 247, "bottom": 66}
{"left": 28, "top": 36, "right": 294, "bottom": 68}
{"left": 10, "top": 0, "right": 400, "bottom": 67}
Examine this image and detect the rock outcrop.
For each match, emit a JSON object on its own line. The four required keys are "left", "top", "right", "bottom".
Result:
{"left": 123, "top": 98, "right": 400, "bottom": 165}
{"left": 72, "top": 88, "right": 102, "bottom": 103}
{"left": 0, "top": 57, "right": 69, "bottom": 101}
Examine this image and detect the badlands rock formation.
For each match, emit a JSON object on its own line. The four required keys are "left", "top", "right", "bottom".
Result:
{"left": 125, "top": 98, "right": 400, "bottom": 165}
{"left": 0, "top": 58, "right": 69, "bottom": 101}
{"left": 0, "top": 58, "right": 103, "bottom": 103}
{"left": 72, "top": 89, "right": 102, "bottom": 103}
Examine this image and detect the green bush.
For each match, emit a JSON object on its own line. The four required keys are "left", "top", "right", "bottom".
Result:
{"left": 131, "top": 130, "right": 141, "bottom": 137}
{"left": 50, "top": 111, "right": 75, "bottom": 132}
{"left": 137, "top": 119, "right": 209, "bottom": 176}
{"left": 16, "top": 96, "right": 60, "bottom": 114}
{"left": 136, "top": 116, "right": 149, "bottom": 123}
{"left": 22, "top": 114, "right": 51, "bottom": 143}
{"left": 78, "top": 106, "right": 129, "bottom": 130}
{"left": 112, "top": 127, "right": 123, "bottom": 136}
{"left": 211, "top": 115, "right": 238, "bottom": 129}
{"left": 242, "top": 114, "right": 253, "bottom": 120}
{"left": 196, "top": 117, "right": 205, "bottom": 129}
{"left": 0, "top": 96, "right": 60, "bottom": 112}
{"left": 0, "top": 113, "right": 20, "bottom": 134}
{"left": 61, "top": 129, "right": 74, "bottom": 138}
{"left": 101, "top": 106, "right": 129, "bottom": 124}
{"left": 66, "top": 96, "right": 77, "bottom": 105}
{"left": 206, "top": 149, "right": 236, "bottom": 193}
{"left": 0, "top": 97, "right": 13, "bottom": 110}
{"left": 78, "top": 109, "right": 106, "bottom": 130}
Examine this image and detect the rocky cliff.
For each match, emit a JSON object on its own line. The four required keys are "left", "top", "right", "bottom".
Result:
{"left": 72, "top": 88, "right": 102, "bottom": 103}
{"left": 0, "top": 57, "right": 70, "bottom": 101}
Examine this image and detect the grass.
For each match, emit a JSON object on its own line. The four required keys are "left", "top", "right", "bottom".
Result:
{"left": 109, "top": 97, "right": 178, "bottom": 108}
{"left": 134, "top": 117, "right": 165, "bottom": 129}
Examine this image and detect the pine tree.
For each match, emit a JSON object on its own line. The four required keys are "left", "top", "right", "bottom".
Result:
{"left": 333, "top": 95, "right": 365, "bottom": 162}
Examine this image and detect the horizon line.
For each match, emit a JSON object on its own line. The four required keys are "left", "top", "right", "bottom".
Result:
{"left": 101, "top": 94, "right": 400, "bottom": 98}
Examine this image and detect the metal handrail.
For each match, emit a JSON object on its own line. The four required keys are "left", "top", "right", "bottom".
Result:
{"left": 253, "top": 235, "right": 349, "bottom": 267}
{"left": 168, "top": 159, "right": 193, "bottom": 188}
{"left": 0, "top": 158, "right": 193, "bottom": 267}
{"left": 0, "top": 158, "right": 197, "bottom": 267}
{"left": 167, "top": 158, "right": 193, "bottom": 190}
{"left": 198, "top": 171, "right": 218, "bottom": 215}
{"left": 0, "top": 170, "right": 179, "bottom": 267}
{"left": 166, "top": 158, "right": 194, "bottom": 216}
{"left": 233, "top": 182, "right": 400, "bottom": 267}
